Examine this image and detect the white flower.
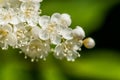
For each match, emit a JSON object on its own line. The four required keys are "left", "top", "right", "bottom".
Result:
{"left": 20, "top": 2, "right": 40, "bottom": 12}
{"left": 51, "top": 13, "right": 73, "bottom": 39}
{"left": 39, "top": 15, "right": 61, "bottom": 44}
{"left": 20, "top": 39, "right": 50, "bottom": 61}
{"left": 54, "top": 40, "right": 82, "bottom": 61}
{"left": 39, "top": 13, "right": 73, "bottom": 44}
{"left": 19, "top": 2, "right": 40, "bottom": 26}
{"left": 0, "top": 24, "right": 17, "bottom": 49}
{"left": 51, "top": 13, "right": 71, "bottom": 27}
{"left": 13, "top": 23, "right": 29, "bottom": 47}
{"left": 0, "top": 8, "right": 19, "bottom": 25}
{"left": 14, "top": 23, "right": 41, "bottom": 48}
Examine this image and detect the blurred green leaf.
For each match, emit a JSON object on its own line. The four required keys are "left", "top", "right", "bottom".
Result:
{"left": 0, "top": 62, "right": 32, "bottom": 80}
{"left": 39, "top": 58, "right": 67, "bottom": 80}
{"left": 60, "top": 49, "right": 120, "bottom": 79}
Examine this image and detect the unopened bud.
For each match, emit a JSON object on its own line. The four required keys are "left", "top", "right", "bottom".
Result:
{"left": 83, "top": 37, "right": 95, "bottom": 49}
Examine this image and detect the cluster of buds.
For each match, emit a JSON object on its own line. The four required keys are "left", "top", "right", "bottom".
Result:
{"left": 0, "top": 0, "right": 95, "bottom": 62}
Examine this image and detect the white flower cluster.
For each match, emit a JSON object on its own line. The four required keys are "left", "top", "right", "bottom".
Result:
{"left": 0, "top": 0, "right": 95, "bottom": 62}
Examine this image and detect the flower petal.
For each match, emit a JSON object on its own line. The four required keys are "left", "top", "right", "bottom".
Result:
{"left": 3, "top": 24, "right": 12, "bottom": 32}
{"left": 51, "top": 13, "right": 61, "bottom": 24}
{"left": 62, "top": 28, "right": 73, "bottom": 40}
{"left": 6, "top": 33, "right": 17, "bottom": 47}
{"left": 50, "top": 33, "right": 61, "bottom": 45}
{"left": 31, "top": 26, "right": 41, "bottom": 38}
{"left": 39, "top": 30, "right": 49, "bottom": 40}
{"left": 39, "top": 16, "right": 50, "bottom": 29}
{"left": 61, "top": 13, "right": 71, "bottom": 27}
{"left": 54, "top": 44, "right": 65, "bottom": 59}
{"left": 66, "top": 50, "right": 80, "bottom": 61}
{"left": 72, "top": 26, "right": 85, "bottom": 39}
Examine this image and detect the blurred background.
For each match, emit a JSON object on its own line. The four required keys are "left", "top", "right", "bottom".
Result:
{"left": 0, "top": 0, "right": 120, "bottom": 80}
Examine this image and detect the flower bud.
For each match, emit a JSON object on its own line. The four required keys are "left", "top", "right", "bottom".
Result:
{"left": 83, "top": 37, "right": 95, "bottom": 49}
